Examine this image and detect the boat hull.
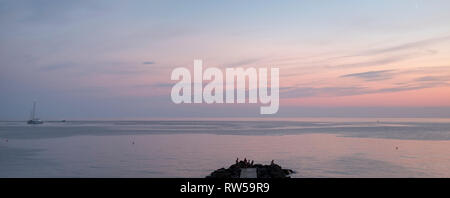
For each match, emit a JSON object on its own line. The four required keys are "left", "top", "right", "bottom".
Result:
{"left": 27, "top": 119, "right": 44, "bottom": 124}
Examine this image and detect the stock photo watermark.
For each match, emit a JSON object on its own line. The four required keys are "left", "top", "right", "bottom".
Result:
{"left": 171, "top": 60, "right": 279, "bottom": 114}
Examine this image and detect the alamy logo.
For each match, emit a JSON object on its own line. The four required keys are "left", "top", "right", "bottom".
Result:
{"left": 170, "top": 60, "right": 279, "bottom": 114}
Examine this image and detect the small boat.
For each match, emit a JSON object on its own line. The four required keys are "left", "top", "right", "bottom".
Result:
{"left": 27, "top": 101, "right": 44, "bottom": 125}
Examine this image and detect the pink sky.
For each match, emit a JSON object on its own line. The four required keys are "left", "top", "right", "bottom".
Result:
{"left": 1, "top": 1, "right": 450, "bottom": 119}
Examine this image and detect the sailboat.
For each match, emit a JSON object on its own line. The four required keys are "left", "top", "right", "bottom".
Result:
{"left": 27, "top": 101, "right": 44, "bottom": 124}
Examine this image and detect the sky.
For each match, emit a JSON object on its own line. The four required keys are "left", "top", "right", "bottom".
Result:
{"left": 1, "top": 0, "right": 450, "bottom": 120}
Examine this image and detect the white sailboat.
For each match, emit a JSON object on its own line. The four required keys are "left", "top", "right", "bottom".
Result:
{"left": 27, "top": 101, "right": 44, "bottom": 124}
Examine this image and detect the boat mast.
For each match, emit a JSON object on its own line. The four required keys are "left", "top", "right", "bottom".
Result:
{"left": 31, "top": 101, "right": 36, "bottom": 120}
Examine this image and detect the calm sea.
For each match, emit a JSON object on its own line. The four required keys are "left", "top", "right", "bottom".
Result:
{"left": 1, "top": 119, "right": 449, "bottom": 177}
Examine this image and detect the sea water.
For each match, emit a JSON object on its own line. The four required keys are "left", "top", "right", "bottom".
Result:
{"left": 1, "top": 119, "right": 449, "bottom": 177}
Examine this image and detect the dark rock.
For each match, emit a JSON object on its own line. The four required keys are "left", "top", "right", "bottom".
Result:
{"left": 206, "top": 159, "right": 294, "bottom": 178}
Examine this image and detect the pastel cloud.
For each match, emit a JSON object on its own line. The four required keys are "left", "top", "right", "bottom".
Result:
{"left": 341, "top": 70, "right": 395, "bottom": 81}
{"left": 1, "top": 0, "right": 450, "bottom": 119}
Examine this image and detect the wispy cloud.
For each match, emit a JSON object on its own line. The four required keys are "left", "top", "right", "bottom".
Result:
{"left": 274, "top": 36, "right": 449, "bottom": 71}
{"left": 280, "top": 83, "right": 445, "bottom": 99}
{"left": 38, "top": 63, "right": 75, "bottom": 71}
{"left": 280, "top": 86, "right": 368, "bottom": 98}
{"left": 415, "top": 75, "right": 450, "bottom": 82}
{"left": 361, "top": 35, "right": 450, "bottom": 56}
{"left": 142, "top": 61, "right": 156, "bottom": 65}
{"left": 331, "top": 53, "right": 417, "bottom": 68}
{"left": 341, "top": 70, "right": 394, "bottom": 81}
{"left": 224, "top": 57, "right": 263, "bottom": 67}
{"left": 152, "top": 83, "right": 174, "bottom": 88}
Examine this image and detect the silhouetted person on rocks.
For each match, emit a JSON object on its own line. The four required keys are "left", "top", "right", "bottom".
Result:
{"left": 207, "top": 159, "right": 294, "bottom": 178}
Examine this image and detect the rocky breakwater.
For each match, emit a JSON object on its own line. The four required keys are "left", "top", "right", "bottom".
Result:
{"left": 206, "top": 158, "right": 295, "bottom": 178}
